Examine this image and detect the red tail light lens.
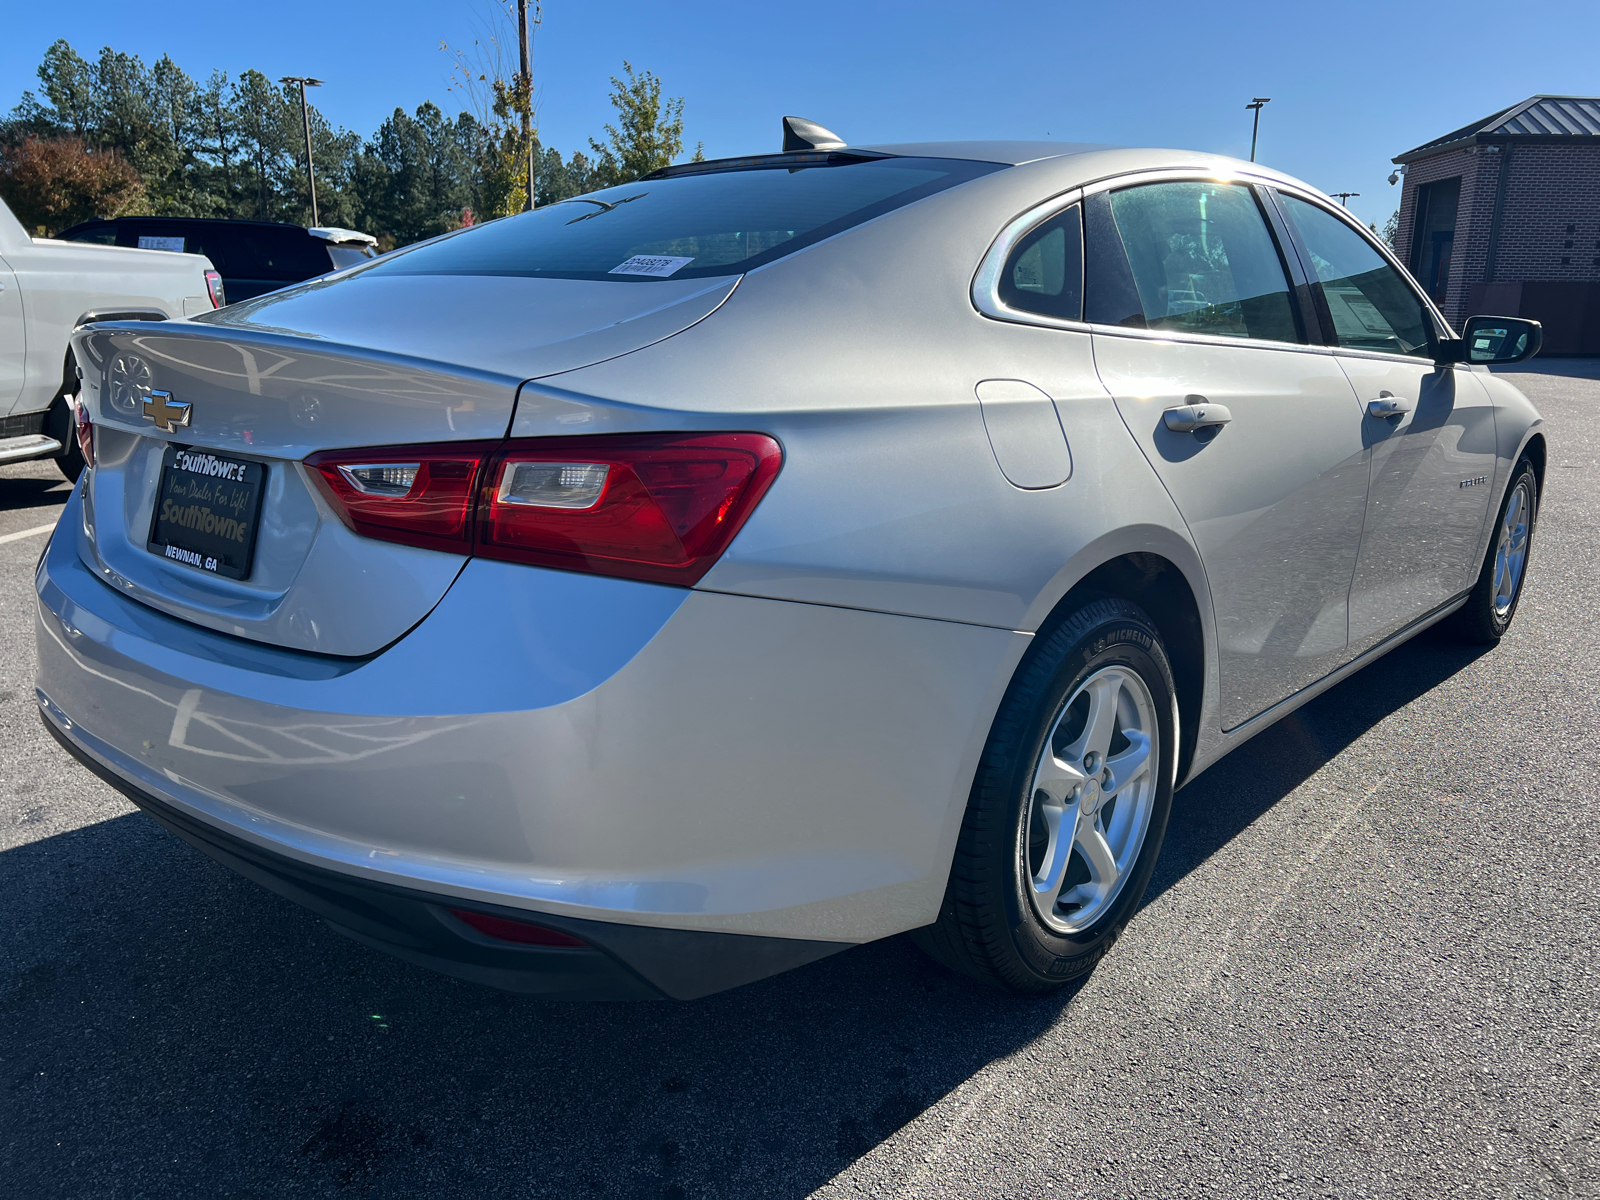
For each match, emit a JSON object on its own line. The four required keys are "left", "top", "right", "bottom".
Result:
{"left": 204, "top": 269, "right": 226, "bottom": 308}
{"left": 305, "top": 441, "right": 497, "bottom": 554}
{"left": 69, "top": 392, "right": 94, "bottom": 468}
{"left": 448, "top": 909, "right": 588, "bottom": 948}
{"left": 304, "top": 432, "right": 782, "bottom": 586}
{"left": 480, "top": 433, "right": 783, "bottom": 585}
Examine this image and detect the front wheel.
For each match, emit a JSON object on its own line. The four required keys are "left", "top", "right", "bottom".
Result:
{"left": 914, "top": 598, "right": 1177, "bottom": 992}
{"left": 1446, "top": 456, "right": 1538, "bottom": 644}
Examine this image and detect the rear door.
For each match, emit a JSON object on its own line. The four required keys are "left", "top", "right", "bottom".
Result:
{"left": 0, "top": 254, "right": 23, "bottom": 412}
{"left": 1273, "top": 192, "right": 1497, "bottom": 655}
{"left": 1087, "top": 178, "right": 1371, "bottom": 730}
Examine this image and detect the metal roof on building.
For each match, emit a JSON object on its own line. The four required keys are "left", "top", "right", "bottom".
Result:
{"left": 1394, "top": 96, "right": 1600, "bottom": 163}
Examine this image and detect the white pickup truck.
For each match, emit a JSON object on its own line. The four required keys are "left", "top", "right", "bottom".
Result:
{"left": 0, "top": 196, "right": 222, "bottom": 480}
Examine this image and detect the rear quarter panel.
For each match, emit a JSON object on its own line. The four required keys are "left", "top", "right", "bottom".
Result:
{"left": 530, "top": 157, "right": 1208, "bottom": 636}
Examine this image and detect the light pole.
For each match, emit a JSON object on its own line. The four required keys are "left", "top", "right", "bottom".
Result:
{"left": 1331, "top": 191, "right": 1360, "bottom": 207}
{"left": 1246, "top": 97, "right": 1271, "bottom": 162}
{"left": 280, "top": 77, "right": 323, "bottom": 226}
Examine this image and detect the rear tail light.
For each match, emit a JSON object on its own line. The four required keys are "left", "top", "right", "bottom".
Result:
{"left": 448, "top": 908, "right": 588, "bottom": 948}
{"left": 204, "top": 269, "right": 226, "bottom": 308}
{"left": 68, "top": 392, "right": 93, "bottom": 468}
{"left": 481, "top": 433, "right": 783, "bottom": 585}
{"left": 305, "top": 432, "right": 782, "bottom": 586}
{"left": 306, "top": 441, "right": 498, "bottom": 555}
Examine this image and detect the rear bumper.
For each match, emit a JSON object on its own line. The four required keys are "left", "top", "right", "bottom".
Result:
{"left": 42, "top": 712, "right": 846, "bottom": 1000}
{"left": 35, "top": 484, "right": 1027, "bottom": 955}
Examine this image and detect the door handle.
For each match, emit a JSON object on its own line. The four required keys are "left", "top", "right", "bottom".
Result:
{"left": 1366, "top": 392, "right": 1411, "bottom": 419}
{"left": 1163, "top": 400, "right": 1233, "bottom": 433}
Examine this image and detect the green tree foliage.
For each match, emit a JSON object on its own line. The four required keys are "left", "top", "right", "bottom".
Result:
{"left": 588, "top": 61, "right": 702, "bottom": 186}
{"left": 2, "top": 42, "right": 699, "bottom": 243}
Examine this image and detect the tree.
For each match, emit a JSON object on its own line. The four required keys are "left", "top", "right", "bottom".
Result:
{"left": 2, "top": 38, "right": 701, "bottom": 249}
{"left": 357, "top": 102, "right": 479, "bottom": 242}
{"left": 0, "top": 135, "right": 143, "bottom": 233}
{"left": 1381, "top": 210, "right": 1399, "bottom": 251}
{"left": 533, "top": 144, "right": 595, "bottom": 206}
{"left": 588, "top": 62, "right": 699, "bottom": 186}
{"left": 34, "top": 40, "right": 97, "bottom": 138}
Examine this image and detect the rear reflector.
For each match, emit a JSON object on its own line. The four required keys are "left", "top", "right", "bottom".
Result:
{"left": 305, "top": 432, "right": 782, "bottom": 586}
{"left": 448, "top": 908, "right": 588, "bottom": 948}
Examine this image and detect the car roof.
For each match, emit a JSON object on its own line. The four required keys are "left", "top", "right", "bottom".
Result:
{"left": 861, "top": 141, "right": 1324, "bottom": 200}
{"left": 856, "top": 139, "right": 1116, "bottom": 165}
{"left": 65, "top": 217, "right": 309, "bottom": 232}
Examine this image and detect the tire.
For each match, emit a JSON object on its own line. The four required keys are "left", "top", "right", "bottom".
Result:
{"left": 1445, "top": 456, "right": 1538, "bottom": 645}
{"left": 48, "top": 353, "right": 84, "bottom": 483}
{"left": 914, "top": 597, "right": 1178, "bottom": 992}
{"left": 54, "top": 437, "right": 84, "bottom": 484}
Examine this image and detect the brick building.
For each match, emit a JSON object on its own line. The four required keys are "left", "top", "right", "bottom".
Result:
{"left": 1393, "top": 96, "right": 1600, "bottom": 354}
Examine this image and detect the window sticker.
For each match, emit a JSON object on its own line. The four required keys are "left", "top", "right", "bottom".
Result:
{"left": 609, "top": 254, "right": 694, "bottom": 278}
{"left": 138, "top": 236, "right": 187, "bottom": 252}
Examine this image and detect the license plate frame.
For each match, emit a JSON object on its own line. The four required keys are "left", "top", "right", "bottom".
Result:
{"left": 146, "top": 444, "right": 267, "bottom": 581}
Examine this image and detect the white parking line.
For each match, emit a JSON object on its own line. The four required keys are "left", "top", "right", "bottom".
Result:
{"left": 0, "top": 521, "right": 58, "bottom": 546}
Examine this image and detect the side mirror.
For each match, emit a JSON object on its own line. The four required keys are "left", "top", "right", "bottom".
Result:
{"left": 1458, "top": 315, "right": 1542, "bottom": 365}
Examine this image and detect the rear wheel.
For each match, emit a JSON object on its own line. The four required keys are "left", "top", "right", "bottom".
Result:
{"left": 54, "top": 429, "right": 84, "bottom": 483}
{"left": 1446, "top": 456, "right": 1538, "bottom": 644}
{"left": 49, "top": 352, "right": 84, "bottom": 483}
{"left": 914, "top": 598, "right": 1177, "bottom": 992}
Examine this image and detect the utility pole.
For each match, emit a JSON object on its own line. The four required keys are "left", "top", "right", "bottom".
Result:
{"left": 1331, "top": 192, "right": 1360, "bottom": 207}
{"left": 1246, "top": 97, "right": 1271, "bottom": 163}
{"left": 516, "top": 0, "right": 540, "bottom": 210}
{"left": 280, "top": 77, "right": 323, "bottom": 226}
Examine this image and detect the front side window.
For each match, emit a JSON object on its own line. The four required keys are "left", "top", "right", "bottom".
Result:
{"left": 997, "top": 204, "right": 1083, "bottom": 321}
{"left": 364, "top": 156, "right": 1002, "bottom": 282}
{"left": 1095, "top": 182, "right": 1300, "bottom": 343}
{"left": 1278, "top": 194, "right": 1435, "bottom": 357}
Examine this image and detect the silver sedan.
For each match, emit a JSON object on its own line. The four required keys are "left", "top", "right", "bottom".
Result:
{"left": 36, "top": 127, "right": 1545, "bottom": 999}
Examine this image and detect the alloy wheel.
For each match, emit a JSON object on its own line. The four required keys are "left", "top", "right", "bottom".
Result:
{"left": 1021, "top": 665, "right": 1159, "bottom": 934}
{"left": 1493, "top": 477, "right": 1534, "bottom": 617}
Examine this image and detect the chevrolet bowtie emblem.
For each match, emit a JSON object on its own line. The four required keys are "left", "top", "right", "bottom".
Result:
{"left": 142, "top": 389, "right": 192, "bottom": 433}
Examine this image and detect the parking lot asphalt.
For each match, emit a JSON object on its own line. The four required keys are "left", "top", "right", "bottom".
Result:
{"left": 2, "top": 364, "right": 1597, "bottom": 1200}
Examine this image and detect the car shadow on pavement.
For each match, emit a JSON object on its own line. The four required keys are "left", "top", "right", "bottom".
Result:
{"left": 1, "top": 630, "right": 1488, "bottom": 1199}
{"left": 1147, "top": 627, "right": 1493, "bottom": 910}
{"left": 0, "top": 471, "right": 71, "bottom": 515}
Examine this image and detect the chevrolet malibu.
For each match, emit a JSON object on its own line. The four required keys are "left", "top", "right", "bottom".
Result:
{"left": 36, "top": 125, "right": 1546, "bottom": 1000}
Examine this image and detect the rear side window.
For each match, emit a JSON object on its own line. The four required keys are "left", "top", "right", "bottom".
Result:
{"left": 998, "top": 204, "right": 1083, "bottom": 321}
{"left": 1086, "top": 182, "right": 1300, "bottom": 343}
{"left": 62, "top": 225, "right": 118, "bottom": 245}
{"left": 325, "top": 244, "right": 375, "bottom": 270}
{"left": 1277, "top": 194, "right": 1435, "bottom": 357}
{"left": 240, "top": 229, "right": 334, "bottom": 281}
{"left": 367, "top": 156, "right": 1003, "bottom": 282}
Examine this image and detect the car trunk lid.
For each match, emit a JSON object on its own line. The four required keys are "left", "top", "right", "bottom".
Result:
{"left": 71, "top": 275, "right": 735, "bottom": 656}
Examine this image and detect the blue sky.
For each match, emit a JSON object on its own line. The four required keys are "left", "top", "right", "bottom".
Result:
{"left": 4, "top": 0, "right": 1597, "bottom": 232}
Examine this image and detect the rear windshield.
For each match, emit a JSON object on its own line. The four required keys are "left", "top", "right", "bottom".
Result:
{"left": 325, "top": 243, "right": 376, "bottom": 270}
{"left": 365, "top": 156, "right": 1003, "bottom": 282}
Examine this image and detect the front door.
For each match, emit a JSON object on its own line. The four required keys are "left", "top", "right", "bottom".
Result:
{"left": 1086, "top": 180, "right": 1371, "bottom": 730}
{"left": 1275, "top": 193, "right": 1497, "bottom": 653}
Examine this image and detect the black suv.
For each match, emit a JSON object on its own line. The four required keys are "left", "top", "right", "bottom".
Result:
{"left": 56, "top": 218, "right": 378, "bottom": 303}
